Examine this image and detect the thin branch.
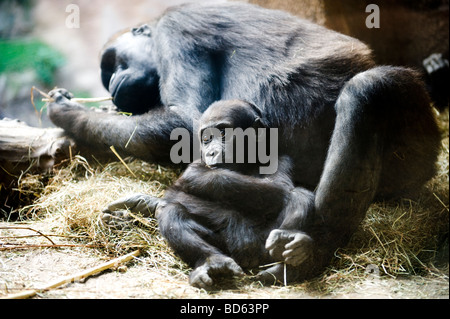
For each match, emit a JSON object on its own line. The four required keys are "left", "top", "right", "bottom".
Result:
{"left": 0, "top": 243, "right": 100, "bottom": 250}
{"left": 2, "top": 250, "right": 140, "bottom": 299}
{"left": 109, "top": 146, "right": 136, "bottom": 177}
{"left": 0, "top": 226, "right": 56, "bottom": 245}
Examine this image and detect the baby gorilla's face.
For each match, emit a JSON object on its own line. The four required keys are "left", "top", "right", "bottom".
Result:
{"left": 200, "top": 126, "right": 226, "bottom": 168}
{"left": 199, "top": 100, "right": 277, "bottom": 174}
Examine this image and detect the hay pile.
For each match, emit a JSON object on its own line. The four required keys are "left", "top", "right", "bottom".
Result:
{"left": 19, "top": 157, "right": 185, "bottom": 272}
{"left": 15, "top": 110, "right": 449, "bottom": 287}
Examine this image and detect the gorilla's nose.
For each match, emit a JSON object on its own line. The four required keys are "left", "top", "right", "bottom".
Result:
{"left": 203, "top": 149, "right": 222, "bottom": 167}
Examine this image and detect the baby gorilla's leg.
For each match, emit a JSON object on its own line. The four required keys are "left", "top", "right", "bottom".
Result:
{"left": 101, "top": 193, "right": 162, "bottom": 229}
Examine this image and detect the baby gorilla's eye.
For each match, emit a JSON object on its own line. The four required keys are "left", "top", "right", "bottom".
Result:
{"left": 202, "top": 133, "right": 212, "bottom": 144}
{"left": 202, "top": 128, "right": 226, "bottom": 144}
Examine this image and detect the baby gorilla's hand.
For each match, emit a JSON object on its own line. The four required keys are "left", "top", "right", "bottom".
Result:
{"left": 265, "top": 229, "right": 313, "bottom": 266}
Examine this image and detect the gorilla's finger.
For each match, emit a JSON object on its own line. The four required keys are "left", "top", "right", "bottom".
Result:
{"left": 265, "top": 229, "right": 285, "bottom": 250}
{"left": 284, "top": 232, "right": 313, "bottom": 250}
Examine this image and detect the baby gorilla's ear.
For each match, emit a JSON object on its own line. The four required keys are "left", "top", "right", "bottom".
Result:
{"left": 245, "top": 101, "right": 268, "bottom": 128}
{"left": 253, "top": 116, "right": 268, "bottom": 129}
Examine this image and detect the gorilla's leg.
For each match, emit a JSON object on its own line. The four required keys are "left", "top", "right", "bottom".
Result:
{"left": 101, "top": 193, "right": 162, "bottom": 229}
{"left": 157, "top": 202, "right": 244, "bottom": 289}
{"left": 304, "top": 66, "right": 440, "bottom": 278}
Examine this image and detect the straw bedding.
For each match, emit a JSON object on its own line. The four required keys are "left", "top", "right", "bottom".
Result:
{"left": 13, "top": 109, "right": 449, "bottom": 287}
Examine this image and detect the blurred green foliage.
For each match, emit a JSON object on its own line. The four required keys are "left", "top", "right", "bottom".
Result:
{"left": 0, "top": 38, "right": 65, "bottom": 85}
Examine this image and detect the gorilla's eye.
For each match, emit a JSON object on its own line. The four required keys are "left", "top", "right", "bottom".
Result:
{"left": 202, "top": 133, "right": 213, "bottom": 144}
{"left": 202, "top": 128, "right": 226, "bottom": 144}
{"left": 117, "top": 57, "right": 128, "bottom": 70}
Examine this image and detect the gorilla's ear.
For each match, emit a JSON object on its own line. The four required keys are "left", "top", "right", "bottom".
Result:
{"left": 253, "top": 116, "right": 268, "bottom": 129}
{"left": 245, "top": 101, "right": 268, "bottom": 128}
{"left": 246, "top": 101, "right": 263, "bottom": 117}
{"left": 132, "top": 24, "right": 152, "bottom": 37}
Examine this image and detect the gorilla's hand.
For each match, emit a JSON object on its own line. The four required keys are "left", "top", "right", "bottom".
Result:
{"left": 189, "top": 255, "right": 244, "bottom": 289}
{"left": 47, "top": 88, "right": 85, "bottom": 112}
{"left": 101, "top": 193, "right": 162, "bottom": 229}
{"left": 265, "top": 229, "right": 313, "bottom": 266}
{"left": 47, "top": 88, "right": 86, "bottom": 126}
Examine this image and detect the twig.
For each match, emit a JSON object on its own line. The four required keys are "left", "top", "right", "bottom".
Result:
{"left": 0, "top": 226, "right": 55, "bottom": 245}
{"left": 42, "top": 97, "right": 113, "bottom": 103}
{"left": 30, "top": 86, "right": 50, "bottom": 126}
{"left": 259, "top": 261, "right": 283, "bottom": 268}
{"left": 109, "top": 146, "right": 137, "bottom": 177}
{"left": 1, "top": 250, "right": 140, "bottom": 299}
{"left": 31, "top": 86, "right": 52, "bottom": 100}
{"left": 125, "top": 118, "right": 139, "bottom": 149}
{"left": 433, "top": 192, "right": 449, "bottom": 212}
{"left": 32, "top": 86, "right": 112, "bottom": 105}
{"left": 0, "top": 234, "right": 87, "bottom": 240}
{"left": 30, "top": 86, "right": 45, "bottom": 119}
{"left": 0, "top": 243, "right": 100, "bottom": 250}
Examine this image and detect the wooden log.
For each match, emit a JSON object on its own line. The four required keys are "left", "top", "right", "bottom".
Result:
{"left": 0, "top": 118, "right": 78, "bottom": 211}
{"left": 0, "top": 119, "right": 74, "bottom": 210}
{"left": 0, "top": 118, "right": 120, "bottom": 211}
{"left": 0, "top": 118, "right": 75, "bottom": 175}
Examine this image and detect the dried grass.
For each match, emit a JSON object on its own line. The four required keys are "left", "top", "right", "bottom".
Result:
{"left": 19, "top": 157, "right": 185, "bottom": 273}
{"left": 12, "top": 109, "right": 449, "bottom": 290}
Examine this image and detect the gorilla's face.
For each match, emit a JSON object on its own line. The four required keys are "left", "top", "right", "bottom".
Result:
{"left": 100, "top": 25, "right": 161, "bottom": 114}
{"left": 199, "top": 100, "right": 267, "bottom": 171}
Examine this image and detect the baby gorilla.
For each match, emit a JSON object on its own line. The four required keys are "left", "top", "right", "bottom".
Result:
{"left": 102, "top": 100, "right": 316, "bottom": 288}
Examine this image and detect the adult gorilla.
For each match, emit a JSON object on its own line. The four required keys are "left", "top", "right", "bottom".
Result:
{"left": 48, "top": 3, "right": 440, "bottom": 282}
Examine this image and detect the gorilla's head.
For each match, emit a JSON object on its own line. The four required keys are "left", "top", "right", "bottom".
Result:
{"left": 100, "top": 24, "right": 161, "bottom": 114}
{"left": 199, "top": 100, "right": 269, "bottom": 172}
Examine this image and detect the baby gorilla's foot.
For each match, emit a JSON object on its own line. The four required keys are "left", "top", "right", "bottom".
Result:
{"left": 189, "top": 255, "right": 244, "bottom": 289}
{"left": 100, "top": 210, "right": 134, "bottom": 230}
{"left": 101, "top": 193, "right": 162, "bottom": 229}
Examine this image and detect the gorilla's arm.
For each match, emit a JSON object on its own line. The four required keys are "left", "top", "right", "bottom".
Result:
{"left": 102, "top": 156, "right": 295, "bottom": 219}
{"left": 175, "top": 157, "right": 293, "bottom": 211}
{"left": 47, "top": 89, "right": 196, "bottom": 164}
{"left": 264, "top": 187, "right": 314, "bottom": 267}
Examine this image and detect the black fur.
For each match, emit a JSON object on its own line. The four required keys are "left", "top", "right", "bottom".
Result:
{"left": 49, "top": 3, "right": 441, "bottom": 286}
{"left": 103, "top": 100, "right": 317, "bottom": 287}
